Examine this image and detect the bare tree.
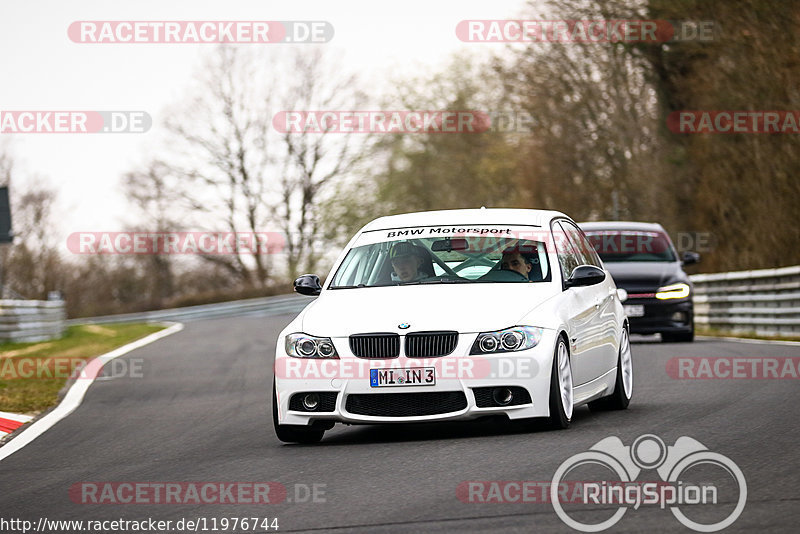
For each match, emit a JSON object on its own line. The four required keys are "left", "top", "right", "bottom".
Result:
{"left": 146, "top": 45, "right": 366, "bottom": 284}
{"left": 501, "top": 0, "right": 666, "bottom": 222}
{"left": 277, "top": 49, "right": 367, "bottom": 277}
{"left": 123, "top": 160, "right": 182, "bottom": 306}
{"left": 161, "top": 46, "right": 274, "bottom": 288}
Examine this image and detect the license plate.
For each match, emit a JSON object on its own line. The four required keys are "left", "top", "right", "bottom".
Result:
{"left": 624, "top": 304, "right": 645, "bottom": 317}
{"left": 370, "top": 367, "right": 435, "bottom": 387}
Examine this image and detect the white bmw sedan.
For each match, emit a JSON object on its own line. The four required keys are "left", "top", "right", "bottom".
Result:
{"left": 273, "top": 208, "right": 632, "bottom": 443}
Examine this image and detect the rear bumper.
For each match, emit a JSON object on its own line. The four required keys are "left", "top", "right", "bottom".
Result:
{"left": 625, "top": 298, "right": 693, "bottom": 334}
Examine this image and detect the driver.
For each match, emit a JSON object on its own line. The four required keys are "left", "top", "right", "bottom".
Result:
{"left": 390, "top": 242, "right": 430, "bottom": 282}
{"left": 500, "top": 248, "right": 533, "bottom": 279}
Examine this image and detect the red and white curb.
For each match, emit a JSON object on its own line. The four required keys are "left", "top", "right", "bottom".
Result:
{"left": 0, "top": 322, "right": 184, "bottom": 462}
{"left": 0, "top": 411, "right": 33, "bottom": 437}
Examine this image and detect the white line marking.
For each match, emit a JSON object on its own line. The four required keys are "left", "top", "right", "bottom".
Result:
{"left": 0, "top": 322, "right": 184, "bottom": 462}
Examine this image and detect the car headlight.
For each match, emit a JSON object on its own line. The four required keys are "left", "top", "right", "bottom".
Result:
{"left": 470, "top": 326, "right": 543, "bottom": 355}
{"left": 655, "top": 283, "right": 691, "bottom": 300}
{"left": 285, "top": 333, "right": 339, "bottom": 358}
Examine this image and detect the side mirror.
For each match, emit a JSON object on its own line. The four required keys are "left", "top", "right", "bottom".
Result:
{"left": 682, "top": 251, "right": 700, "bottom": 265}
{"left": 565, "top": 265, "right": 606, "bottom": 288}
{"left": 294, "top": 274, "right": 322, "bottom": 296}
{"left": 616, "top": 288, "right": 628, "bottom": 303}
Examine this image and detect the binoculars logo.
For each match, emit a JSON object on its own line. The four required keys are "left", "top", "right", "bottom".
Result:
{"left": 551, "top": 434, "right": 747, "bottom": 532}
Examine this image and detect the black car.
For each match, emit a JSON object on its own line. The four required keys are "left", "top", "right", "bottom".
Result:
{"left": 579, "top": 222, "right": 699, "bottom": 342}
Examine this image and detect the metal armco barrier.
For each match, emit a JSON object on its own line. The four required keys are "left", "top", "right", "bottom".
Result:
{"left": 43, "top": 264, "right": 796, "bottom": 338}
{"left": 0, "top": 299, "right": 66, "bottom": 343}
{"left": 691, "top": 265, "right": 800, "bottom": 336}
{"left": 64, "top": 294, "right": 312, "bottom": 326}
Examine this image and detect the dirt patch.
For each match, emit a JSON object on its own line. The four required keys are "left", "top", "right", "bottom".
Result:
{"left": 81, "top": 325, "right": 117, "bottom": 336}
{"left": 0, "top": 342, "right": 54, "bottom": 359}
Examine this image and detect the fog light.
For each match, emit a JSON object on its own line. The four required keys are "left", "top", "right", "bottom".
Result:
{"left": 492, "top": 387, "right": 513, "bottom": 406}
{"left": 671, "top": 312, "right": 687, "bottom": 323}
{"left": 302, "top": 393, "right": 320, "bottom": 410}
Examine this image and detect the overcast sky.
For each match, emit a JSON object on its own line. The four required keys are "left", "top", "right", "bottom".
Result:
{"left": 0, "top": 0, "right": 530, "bottom": 240}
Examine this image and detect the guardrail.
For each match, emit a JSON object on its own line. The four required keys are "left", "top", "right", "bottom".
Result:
{"left": 691, "top": 265, "right": 800, "bottom": 336}
{"left": 64, "top": 294, "right": 312, "bottom": 326}
{"left": 52, "top": 265, "right": 798, "bottom": 337}
{"left": 0, "top": 300, "right": 66, "bottom": 343}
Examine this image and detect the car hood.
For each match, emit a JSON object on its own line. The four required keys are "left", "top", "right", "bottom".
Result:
{"left": 602, "top": 261, "right": 687, "bottom": 292}
{"left": 299, "top": 283, "right": 560, "bottom": 336}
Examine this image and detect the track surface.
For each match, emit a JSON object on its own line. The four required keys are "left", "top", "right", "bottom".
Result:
{"left": 0, "top": 314, "right": 798, "bottom": 533}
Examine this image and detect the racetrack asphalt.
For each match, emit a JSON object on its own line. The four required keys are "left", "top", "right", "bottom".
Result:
{"left": 0, "top": 313, "right": 798, "bottom": 533}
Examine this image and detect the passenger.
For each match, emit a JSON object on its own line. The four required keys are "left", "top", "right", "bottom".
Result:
{"left": 500, "top": 249, "right": 533, "bottom": 279}
{"left": 390, "top": 242, "right": 430, "bottom": 282}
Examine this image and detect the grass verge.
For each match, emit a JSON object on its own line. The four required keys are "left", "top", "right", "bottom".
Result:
{"left": 0, "top": 323, "right": 166, "bottom": 415}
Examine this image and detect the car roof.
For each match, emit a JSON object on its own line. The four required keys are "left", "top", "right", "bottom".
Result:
{"left": 578, "top": 221, "right": 667, "bottom": 233}
{"left": 360, "top": 208, "right": 570, "bottom": 231}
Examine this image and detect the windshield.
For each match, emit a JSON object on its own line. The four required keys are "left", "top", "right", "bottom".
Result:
{"left": 330, "top": 229, "right": 551, "bottom": 288}
{"left": 584, "top": 231, "right": 676, "bottom": 262}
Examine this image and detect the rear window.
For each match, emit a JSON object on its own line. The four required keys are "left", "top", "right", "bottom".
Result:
{"left": 584, "top": 231, "right": 676, "bottom": 262}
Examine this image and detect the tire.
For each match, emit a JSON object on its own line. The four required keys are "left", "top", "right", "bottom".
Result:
{"left": 589, "top": 327, "right": 633, "bottom": 411}
{"left": 547, "top": 336, "right": 573, "bottom": 429}
{"left": 272, "top": 383, "right": 325, "bottom": 444}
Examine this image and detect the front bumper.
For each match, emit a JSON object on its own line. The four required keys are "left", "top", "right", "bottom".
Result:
{"left": 624, "top": 297, "right": 693, "bottom": 335}
{"left": 274, "top": 330, "right": 557, "bottom": 426}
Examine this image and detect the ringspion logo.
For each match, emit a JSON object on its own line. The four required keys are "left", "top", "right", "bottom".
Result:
{"left": 551, "top": 434, "right": 746, "bottom": 532}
